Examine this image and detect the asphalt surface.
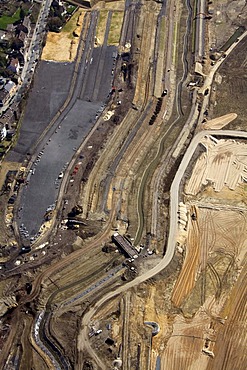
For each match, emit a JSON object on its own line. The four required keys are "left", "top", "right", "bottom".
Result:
{"left": 7, "top": 61, "right": 75, "bottom": 162}
{"left": 18, "top": 98, "right": 101, "bottom": 237}
{"left": 12, "top": 10, "right": 117, "bottom": 239}
{"left": 80, "top": 45, "right": 116, "bottom": 102}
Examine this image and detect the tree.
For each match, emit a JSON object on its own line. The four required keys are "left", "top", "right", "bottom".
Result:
{"left": 11, "top": 38, "right": 24, "bottom": 50}
{"left": 20, "top": 7, "right": 25, "bottom": 21}
{"left": 47, "top": 17, "right": 63, "bottom": 32}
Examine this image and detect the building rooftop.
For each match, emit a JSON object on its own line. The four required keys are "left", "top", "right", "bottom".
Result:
{"left": 4, "top": 81, "right": 16, "bottom": 93}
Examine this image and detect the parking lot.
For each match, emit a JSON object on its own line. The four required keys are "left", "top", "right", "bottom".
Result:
{"left": 7, "top": 61, "right": 74, "bottom": 163}
{"left": 18, "top": 98, "right": 101, "bottom": 238}
{"left": 14, "top": 43, "right": 117, "bottom": 239}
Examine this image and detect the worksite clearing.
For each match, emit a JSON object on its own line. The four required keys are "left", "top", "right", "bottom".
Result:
{"left": 92, "top": 133, "right": 247, "bottom": 370}
{"left": 0, "top": 0, "right": 247, "bottom": 369}
{"left": 41, "top": 10, "right": 86, "bottom": 62}
{"left": 169, "top": 135, "right": 247, "bottom": 369}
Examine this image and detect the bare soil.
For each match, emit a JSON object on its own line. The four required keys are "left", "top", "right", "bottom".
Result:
{"left": 41, "top": 11, "right": 86, "bottom": 62}
{"left": 209, "top": 36, "right": 247, "bottom": 131}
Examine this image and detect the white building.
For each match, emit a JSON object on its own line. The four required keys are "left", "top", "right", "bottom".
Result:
{"left": 0, "top": 123, "right": 7, "bottom": 141}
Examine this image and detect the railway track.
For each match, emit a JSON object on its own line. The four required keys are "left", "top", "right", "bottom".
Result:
{"left": 132, "top": 5, "right": 157, "bottom": 108}
{"left": 83, "top": 3, "right": 158, "bottom": 217}
{"left": 175, "top": 0, "right": 193, "bottom": 116}
{"left": 135, "top": 0, "right": 194, "bottom": 244}
{"left": 33, "top": 255, "right": 124, "bottom": 369}
{"left": 120, "top": 0, "right": 139, "bottom": 47}
{"left": 122, "top": 292, "right": 131, "bottom": 370}
{"left": 79, "top": 1, "right": 143, "bottom": 216}
{"left": 76, "top": 131, "right": 247, "bottom": 368}
{"left": 3, "top": 1, "right": 247, "bottom": 368}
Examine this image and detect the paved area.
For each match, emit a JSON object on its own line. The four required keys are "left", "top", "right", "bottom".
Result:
{"left": 18, "top": 98, "right": 101, "bottom": 237}
{"left": 6, "top": 6, "right": 117, "bottom": 241}
{"left": 7, "top": 61, "right": 75, "bottom": 162}
{"left": 15, "top": 44, "right": 116, "bottom": 239}
{"left": 80, "top": 45, "right": 116, "bottom": 102}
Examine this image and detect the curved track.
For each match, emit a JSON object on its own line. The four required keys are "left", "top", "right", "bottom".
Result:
{"left": 77, "top": 130, "right": 247, "bottom": 369}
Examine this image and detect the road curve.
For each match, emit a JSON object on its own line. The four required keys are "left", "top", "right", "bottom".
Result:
{"left": 78, "top": 129, "right": 247, "bottom": 368}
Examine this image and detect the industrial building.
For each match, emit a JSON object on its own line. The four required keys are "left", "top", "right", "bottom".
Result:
{"left": 112, "top": 233, "right": 138, "bottom": 259}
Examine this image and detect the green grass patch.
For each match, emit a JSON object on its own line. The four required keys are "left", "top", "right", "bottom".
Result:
{"left": 191, "top": 0, "right": 197, "bottom": 54}
{"left": 159, "top": 17, "right": 166, "bottom": 50}
{"left": 0, "top": 9, "right": 21, "bottom": 30}
{"left": 96, "top": 10, "right": 108, "bottom": 43}
{"left": 61, "top": 9, "right": 81, "bottom": 37}
{"left": 172, "top": 21, "right": 178, "bottom": 65}
{"left": 66, "top": 4, "right": 77, "bottom": 15}
{"left": 108, "top": 11, "right": 124, "bottom": 45}
{"left": 220, "top": 26, "right": 245, "bottom": 52}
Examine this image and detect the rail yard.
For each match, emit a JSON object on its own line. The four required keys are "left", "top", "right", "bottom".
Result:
{"left": 0, "top": 0, "right": 246, "bottom": 369}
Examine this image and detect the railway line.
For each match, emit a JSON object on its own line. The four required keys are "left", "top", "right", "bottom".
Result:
{"left": 194, "top": 0, "right": 206, "bottom": 62}
{"left": 134, "top": 0, "right": 195, "bottom": 244}
{"left": 80, "top": 0, "right": 173, "bottom": 228}
{"left": 122, "top": 292, "right": 131, "bottom": 370}
{"left": 32, "top": 255, "right": 125, "bottom": 369}
{"left": 3, "top": 1, "right": 247, "bottom": 369}
{"left": 19, "top": 122, "right": 247, "bottom": 370}
{"left": 176, "top": 0, "right": 193, "bottom": 116}
{"left": 132, "top": 4, "right": 157, "bottom": 108}
{"left": 27, "top": 19, "right": 247, "bottom": 370}
{"left": 76, "top": 130, "right": 247, "bottom": 368}
{"left": 32, "top": 3, "right": 247, "bottom": 368}
{"left": 82, "top": 2, "right": 159, "bottom": 219}
{"left": 79, "top": 0, "right": 141, "bottom": 217}
{"left": 120, "top": 0, "right": 139, "bottom": 47}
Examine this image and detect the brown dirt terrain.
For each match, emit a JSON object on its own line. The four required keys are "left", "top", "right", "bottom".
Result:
{"left": 206, "top": 257, "right": 247, "bottom": 370}
{"left": 208, "top": 0, "right": 247, "bottom": 49}
{"left": 41, "top": 11, "right": 86, "bottom": 62}
{"left": 210, "top": 35, "right": 247, "bottom": 131}
{"left": 1, "top": 1, "right": 247, "bottom": 369}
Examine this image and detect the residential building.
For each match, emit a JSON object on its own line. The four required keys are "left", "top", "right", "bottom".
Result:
{"left": 0, "top": 122, "right": 6, "bottom": 141}
{"left": 0, "top": 30, "right": 6, "bottom": 40}
{"left": 4, "top": 81, "right": 17, "bottom": 96}
{"left": 7, "top": 59, "right": 20, "bottom": 74}
{"left": 0, "top": 89, "right": 10, "bottom": 107}
{"left": 15, "top": 24, "right": 28, "bottom": 36}
{"left": 6, "top": 24, "right": 15, "bottom": 33}
{"left": 0, "top": 106, "right": 18, "bottom": 128}
{"left": 18, "top": 31, "right": 28, "bottom": 46}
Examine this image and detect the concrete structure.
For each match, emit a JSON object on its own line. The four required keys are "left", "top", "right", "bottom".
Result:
{"left": 112, "top": 233, "right": 138, "bottom": 259}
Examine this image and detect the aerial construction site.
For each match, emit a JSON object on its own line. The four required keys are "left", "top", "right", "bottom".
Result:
{"left": 0, "top": 0, "right": 246, "bottom": 369}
